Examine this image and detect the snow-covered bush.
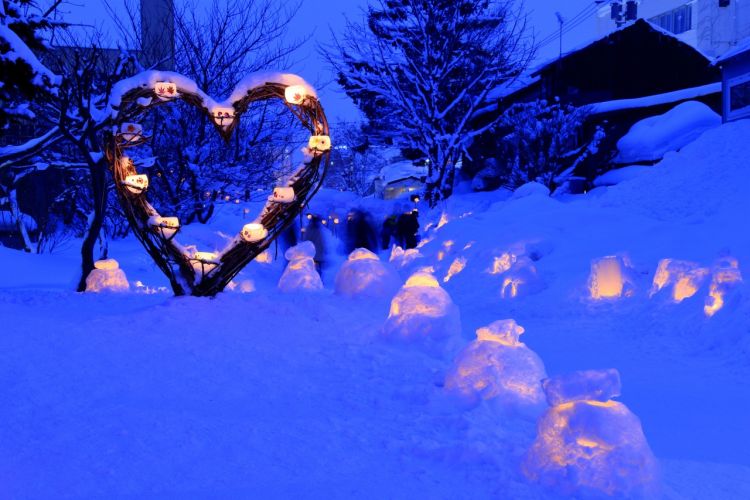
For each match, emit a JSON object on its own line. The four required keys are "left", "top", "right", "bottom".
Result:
{"left": 522, "top": 369, "right": 660, "bottom": 498}
{"left": 334, "top": 248, "right": 400, "bottom": 299}
{"left": 85, "top": 259, "right": 130, "bottom": 292}
{"left": 444, "top": 319, "right": 547, "bottom": 410}
{"left": 278, "top": 241, "right": 324, "bottom": 293}
{"left": 381, "top": 271, "right": 461, "bottom": 352}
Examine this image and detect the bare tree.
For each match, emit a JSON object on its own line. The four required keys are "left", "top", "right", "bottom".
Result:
{"left": 326, "top": 0, "right": 534, "bottom": 205}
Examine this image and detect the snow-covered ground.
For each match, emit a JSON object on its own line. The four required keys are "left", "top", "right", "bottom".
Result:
{"left": 1, "top": 121, "right": 749, "bottom": 498}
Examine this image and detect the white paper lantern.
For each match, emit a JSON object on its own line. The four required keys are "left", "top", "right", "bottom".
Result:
{"left": 118, "top": 122, "right": 143, "bottom": 142}
{"left": 212, "top": 106, "right": 235, "bottom": 126}
{"left": 122, "top": 174, "right": 149, "bottom": 194}
{"left": 241, "top": 223, "right": 268, "bottom": 243}
{"left": 154, "top": 81, "right": 177, "bottom": 99}
{"left": 148, "top": 215, "right": 180, "bottom": 240}
{"left": 270, "top": 187, "right": 295, "bottom": 203}
{"left": 284, "top": 85, "right": 307, "bottom": 105}
{"left": 308, "top": 135, "right": 331, "bottom": 152}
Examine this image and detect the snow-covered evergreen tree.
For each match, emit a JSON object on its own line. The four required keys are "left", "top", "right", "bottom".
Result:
{"left": 327, "top": 0, "right": 533, "bottom": 204}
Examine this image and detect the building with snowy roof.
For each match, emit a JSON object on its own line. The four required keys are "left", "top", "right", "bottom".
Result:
{"left": 715, "top": 38, "right": 750, "bottom": 122}
{"left": 468, "top": 19, "right": 721, "bottom": 189}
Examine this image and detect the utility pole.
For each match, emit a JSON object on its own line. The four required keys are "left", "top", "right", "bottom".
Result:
{"left": 555, "top": 12, "right": 565, "bottom": 60}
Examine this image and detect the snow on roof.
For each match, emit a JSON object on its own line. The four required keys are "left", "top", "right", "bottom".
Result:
{"left": 715, "top": 37, "right": 750, "bottom": 64}
{"left": 488, "top": 74, "right": 540, "bottom": 101}
{"left": 587, "top": 82, "right": 721, "bottom": 115}
{"left": 533, "top": 19, "right": 711, "bottom": 76}
{"left": 379, "top": 161, "right": 427, "bottom": 185}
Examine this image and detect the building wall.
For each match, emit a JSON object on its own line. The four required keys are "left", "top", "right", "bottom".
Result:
{"left": 140, "top": 0, "right": 175, "bottom": 70}
{"left": 721, "top": 51, "right": 750, "bottom": 121}
{"left": 597, "top": 0, "right": 750, "bottom": 58}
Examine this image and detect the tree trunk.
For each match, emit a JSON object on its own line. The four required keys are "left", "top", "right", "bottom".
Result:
{"left": 8, "top": 186, "right": 33, "bottom": 253}
{"left": 76, "top": 159, "right": 108, "bottom": 292}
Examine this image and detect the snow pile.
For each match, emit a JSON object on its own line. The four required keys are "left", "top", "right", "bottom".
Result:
{"left": 615, "top": 101, "right": 721, "bottom": 164}
{"left": 705, "top": 256, "right": 743, "bottom": 318}
{"left": 650, "top": 258, "right": 710, "bottom": 303}
{"left": 85, "top": 259, "right": 130, "bottom": 293}
{"left": 381, "top": 271, "right": 461, "bottom": 351}
{"left": 444, "top": 319, "right": 547, "bottom": 410}
{"left": 278, "top": 241, "right": 323, "bottom": 292}
{"left": 511, "top": 182, "right": 550, "bottom": 200}
{"left": 334, "top": 248, "right": 400, "bottom": 299}
{"left": 592, "top": 165, "right": 653, "bottom": 187}
{"left": 522, "top": 369, "right": 660, "bottom": 498}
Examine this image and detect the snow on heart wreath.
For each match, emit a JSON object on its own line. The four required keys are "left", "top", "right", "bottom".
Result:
{"left": 104, "top": 71, "right": 331, "bottom": 297}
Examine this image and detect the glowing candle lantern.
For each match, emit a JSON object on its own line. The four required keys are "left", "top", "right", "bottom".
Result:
{"left": 193, "top": 251, "right": 218, "bottom": 263}
{"left": 444, "top": 319, "right": 547, "bottom": 409}
{"left": 154, "top": 81, "right": 177, "bottom": 99}
{"left": 241, "top": 223, "right": 268, "bottom": 243}
{"left": 650, "top": 258, "right": 709, "bottom": 302}
{"left": 118, "top": 122, "right": 143, "bottom": 142}
{"left": 148, "top": 215, "right": 180, "bottom": 240}
{"left": 284, "top": 84, "right": 307, "bottom": 105}
{"left": 122, "top": 174, "right": 149, "bottom": 194}
{"left": 588, "top": 255, "right": 635, "bottom": 300}
{"left": 489, "top": 252, "right": 517, "bottom": 275}
{"left": 271, "top": 186, "right": 295, "bottom": 203}
{"left": 704, "top": 257, "right": 743, "bottom": 317}
{"left": 334, "top": 248, "right": 400, "bottom": 299}
{"left": 499, "top": 256, "right": 542, "bottom": 299}
{"left": 212, "top": 106, "right": 235, "bottom": 126}
{"left": 522, "top": 369, "right": 659, "bottom": 498}
{"left": 443, "top": 257, "right": 467, "bottom": 283}
{"left": 308, "top": 135, "right": 331, "bottom": 152}
{"left": 86, "top": 259, "right": 129, "bottom": 292}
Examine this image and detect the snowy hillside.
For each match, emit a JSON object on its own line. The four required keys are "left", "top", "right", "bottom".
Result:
{"left": 1, "top": 120, "right": 749, "bottom": 498}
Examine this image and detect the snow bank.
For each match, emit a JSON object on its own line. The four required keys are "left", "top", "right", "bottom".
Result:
{"left": 615, "top": 101, "right": 721, "bottom": 164}
{"left": 334, "top": 248, "right": 400, "bottom": 299}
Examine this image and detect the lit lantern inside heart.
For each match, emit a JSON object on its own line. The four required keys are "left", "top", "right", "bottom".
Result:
{"left": 308, "top": 135, "right": 331, "bottom": 152}
{"left": 271, "top": 187, "right": 295, "bottom": 203}
{"left": 241, "top": 223, "right": 268, "bottom": 243}
{"left": 148, "top": 215, "right": 180, "bottom": 240}
{"left": 212, "top": 106, "right": 235, "bottom": 126}
{"left": 122, "top": 174, "right": 149, "bottom": 194}
{"left": 284, "top": 85, "right": 306, "bottom": 105}
{"left": 118, "top": 122, "right": 143, "bottom": 142}
{"left": 154, "top": 81, "right": 177, "bottom": 99}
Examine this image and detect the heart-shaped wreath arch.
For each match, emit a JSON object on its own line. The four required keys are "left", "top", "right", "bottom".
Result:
{"left": 104, "top": 71, "right": 330, "bottom": 297}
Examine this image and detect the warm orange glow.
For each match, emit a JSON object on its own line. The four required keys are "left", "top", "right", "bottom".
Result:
{"left": 588, "top": 256, "right": 626, "bottom": 299}
{"left": 349, "top": 248, "right": 379, "bottom": 262}
{"left": 443, "top": 257, "right": 467, "bottom": 283}
{"left": 255, "top": 251, "right": 273, "bottom": 264}
{"left": 704, "top": 257, "right": 743, "bottom": 317}
{"left": 404, "top": 272, "right": 440, "bottom": 289}
{"left": 436, "top": 212, "right": 450, "bottom": 229}
{"left": 672, "top": 269, "right": 709, "bottom": 302}
{"left": 489, "top": 252, "right": 516, "bottom": 275}
{"left": 650, "top": 258, "right": 709, "bottom": 302}
{"left": 501, "top": 276, "right": 523, "bottom": 298}
{"left": 475, "top": 319, "right": 525, "bottom": 346}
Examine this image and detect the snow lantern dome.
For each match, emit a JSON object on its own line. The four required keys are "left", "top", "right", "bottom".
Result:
{"left": 588, "top": 255, "right": 636, "bottom": 300}
{"left": 499, "top": 256, "right": 543, "bottom": 299}
{"left": 444, "top": 319, "right": 547, "bottom": 410}
{"left": 522, "top": 369, "right": 660, "bottom": 498}
{"left": 389, "top": 245, "right": 424, "bottom": 272}
{"left": 649, "top": 258, "right": 710, "bottom": 303}
{"left": 334, "top": 248, "right": 401, "bottom": 299}
{"left": 85, "top": 259, "right": 130, "bottom": 292}
{"left": 704, "top": 256, "right": 743, "bottom": 317}
{"left": 278, "top": 241, "right": 323, "bottom": 292}
{"left": 381, "top": 271, "right": 461, "bottom": 351}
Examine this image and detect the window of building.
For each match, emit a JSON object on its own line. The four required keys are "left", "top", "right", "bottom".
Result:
{"left": 650, "top": 4, "right": 693, "bottom": 35}
{"left": 728, "top": 73, "right": 750, "bottom": 120}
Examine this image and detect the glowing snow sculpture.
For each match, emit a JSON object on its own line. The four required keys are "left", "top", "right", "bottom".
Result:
{"left": 85, "top": 259, "right": 130, "bottom": 292}
{"left": 443, "top": 256, "right": 467, "bottom": 283}
{"left": 271, "top": 187, "right": 295, "bottom": 203}
{"left": 488, "top": 252, "right": 517, "bottom": 275}
{"left": 522, "top": 369, "right": 659, "bottom": 498}
{"left": 389, "top": 245, "right": 423, "bottom": 270}
{"left": 588, "top": 255, "right": 635, "bottom": 300}
{"left": 650, "top": 259, "right": 709, "bottom": 302}
{"left": 444, "top": 319, "right": 546, "bottom": 409}
{"left": 334, "top": 248, "right": 401, "bottom": 299}
{"left": 148, "top": 215, "right": 179, "bottom": 240}
{"left": 381, "top": 271, "right": 461, "bottom": 348}
{"left": 122, "top": 174, "right": 149, "bottom": 194}
{"left": 705, "top": 256, "right": 743, "bottom": 317}
{"left": 278, "top": 241, "right": 323, "bottom": 292}
{"left": 284, "top": 85, "right": 307, "bottom": 105}
{"left": 500, "top": 256, "right": 541, "bottom": 299}
{"left": 212, "top": 106, "right": 235, "bottom": 126}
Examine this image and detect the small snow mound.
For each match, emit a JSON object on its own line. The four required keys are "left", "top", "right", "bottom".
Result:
{"left": 593, "top": 165, "right": 653, "bottom": 187}
{"left": 523, "top": 369, "right": 660, "bottom": 498}
{"left": 615, "top": 101, "right": 720, "bottom": 164}
{"left": 278, "top": 242, "right": 323, "bottom": 293}
{"left": 334, "top": 248, "right": 401, "bottom": 299}
{"left": 85, "top": 260, "right": 129, "bottom": 292}
{"left": 284, "top": 240, "right": 316, "bottom": 261}
{"left": 444, "top": 319, "right": 547, "bottom": 409}
{"left": 381, "top": 271, "right": 461, "bottom": 352}
{"left": 511, "top": 182, "right": 550, "bottom": 200}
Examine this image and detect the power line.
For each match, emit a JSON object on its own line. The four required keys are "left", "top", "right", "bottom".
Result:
{"left": 535, "top": 2, "right": 600, "bottom": 51}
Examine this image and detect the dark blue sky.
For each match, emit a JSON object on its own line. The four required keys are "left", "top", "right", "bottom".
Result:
{"left": 57, "top": 0, "right": 596, "bottom": 121}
